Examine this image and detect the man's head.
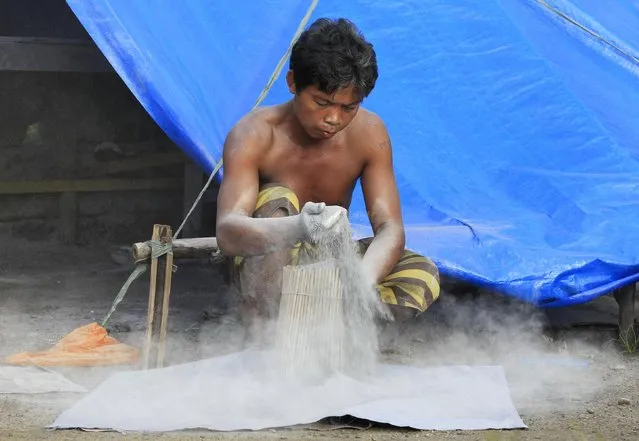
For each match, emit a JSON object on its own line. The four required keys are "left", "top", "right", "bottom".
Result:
{"left": 286, "top": 18, "right": 378, "bottom": 140}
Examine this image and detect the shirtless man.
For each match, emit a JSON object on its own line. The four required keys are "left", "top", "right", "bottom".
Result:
{"left": 215, "top": 18, "right": 440, "bottom": 344}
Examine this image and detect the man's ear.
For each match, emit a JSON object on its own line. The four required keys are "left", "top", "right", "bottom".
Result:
{"left": 285, "top": 70, "right": 296, "bottom": 94}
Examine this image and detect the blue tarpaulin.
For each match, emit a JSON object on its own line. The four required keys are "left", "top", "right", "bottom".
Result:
{"left": 66, "top": 0, "right": 639, "bottom": 307}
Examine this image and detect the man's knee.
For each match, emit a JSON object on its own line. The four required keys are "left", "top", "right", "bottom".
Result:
{"left": 270, "top": 207, "right": 289, "bottom": 218}
{"left": 386, "top": 304, "right": 421, "bottom": 322}
{"left": 253, "top": 185, "right": 300, "bottom": 218}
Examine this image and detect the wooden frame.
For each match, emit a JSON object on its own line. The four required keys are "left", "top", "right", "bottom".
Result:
{"left": 0, "top": 177, "right": 183, "bottom": 244}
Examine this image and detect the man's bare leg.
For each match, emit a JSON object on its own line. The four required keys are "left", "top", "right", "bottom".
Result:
{"left": 237, "top": 209, "right": 291, "bottom": 349}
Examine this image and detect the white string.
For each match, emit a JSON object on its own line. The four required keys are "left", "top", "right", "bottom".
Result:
{"left": 173, "top": 0, "right": 320, "bottom": 240}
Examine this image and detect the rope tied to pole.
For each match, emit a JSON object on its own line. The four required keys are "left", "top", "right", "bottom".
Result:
{"left": 148, "top": 239, "right": 173, "bottom": 259}
{"left": 101, "top": 263, "right": 147, "bottom": 327}
{"left": 101, "top": 239, "right": 176, "bottom": 327}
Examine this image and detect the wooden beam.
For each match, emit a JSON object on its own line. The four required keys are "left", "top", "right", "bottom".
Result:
{"left": 132, "top": 237, "right": 218, "bottom": 262}
{"left": 0, "top": 36, "right": 112, "bottom": 72}
{"left": 88, "top": 152, "right": 188, "bottom": 176}
{"left": 0, "top": 178, "right": 182, "bottom": 195}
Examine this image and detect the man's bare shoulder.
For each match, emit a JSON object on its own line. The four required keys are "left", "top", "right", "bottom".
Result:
{"left": 348, "top": 108, "right": 392, "bottom": 153}
{"left": 224, "top": 105, "right": 286, "bottom": 158}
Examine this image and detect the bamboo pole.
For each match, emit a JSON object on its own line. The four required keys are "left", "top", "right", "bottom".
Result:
{"left": 132, "top": 237, "right": 217, "bottom": 262}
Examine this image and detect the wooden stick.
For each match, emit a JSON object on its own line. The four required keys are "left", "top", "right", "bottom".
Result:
{"left": 157, "top": 242, "right": 175, "bottom": 368}
{"left": 0, "top": 177, "right": 182, "bottom": 195}
{"left": 142, "top": 224, "right": 174, "bottom": 369}
{"left": 132, "top": 237, "right": 218, "bottom": 262}
{"left": 142, "top": 228, "right": 159, "bottom": 369}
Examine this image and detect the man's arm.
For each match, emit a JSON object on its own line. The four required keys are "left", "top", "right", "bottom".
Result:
{"left": 215, "top": 117, "right": 305, "bottom": 257}
{"left": 359, "top": 116, "right": 406, "bottom": 284}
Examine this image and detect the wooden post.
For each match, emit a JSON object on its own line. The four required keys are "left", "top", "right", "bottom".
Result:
{"left": 142, "top": 224, "right": 174, "bottom": 369}
{"left": 613, "top": 283, "right": 637, "bottom": 347}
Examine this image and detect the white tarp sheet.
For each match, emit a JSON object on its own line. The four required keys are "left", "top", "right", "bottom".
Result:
{"left": 0, "top": 366, "right": 86, "bottom": 394}
{"left": 51, "top": 350, "right": 526, "bottom": 432}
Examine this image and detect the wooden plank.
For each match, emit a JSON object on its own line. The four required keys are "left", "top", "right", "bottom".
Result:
{"left": 0, "top": 36, "right": 112, "bottom": 72}
{"left": 58, "top": 192, "right": 77, "bottom": 244}
{"left": 0, "top": 178, "right": 183, "bottom": 195}
{"left": 87, "top": 152, "right": 188, "bottom": 176}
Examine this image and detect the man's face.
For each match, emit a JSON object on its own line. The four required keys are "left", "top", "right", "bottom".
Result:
{"left": 287, "top": 71, "right": 362, "bottom": 140}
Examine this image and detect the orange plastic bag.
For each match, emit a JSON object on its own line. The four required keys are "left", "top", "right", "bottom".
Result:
{"left": 4, "top": 322, "right": 140, "bottom": 367}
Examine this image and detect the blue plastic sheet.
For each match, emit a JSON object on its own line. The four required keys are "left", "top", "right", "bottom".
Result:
{"left": 67, "top": 0, "right": 639, "bottom": 307}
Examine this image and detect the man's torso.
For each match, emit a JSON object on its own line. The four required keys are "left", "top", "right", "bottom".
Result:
{"left": 254, "top": 105, "right": 373, "bottom": 209}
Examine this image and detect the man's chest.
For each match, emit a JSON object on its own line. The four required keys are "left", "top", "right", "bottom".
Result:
{"left": 259, "top": 144, "right": 363, "bottom": 206}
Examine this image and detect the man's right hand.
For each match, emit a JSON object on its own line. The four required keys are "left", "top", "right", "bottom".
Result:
{"left": 299, "top": 202, "right": 347, "bottom": 243}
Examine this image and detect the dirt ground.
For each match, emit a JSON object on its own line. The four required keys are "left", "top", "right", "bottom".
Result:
{"left": 1, "top": 236, "right": 637, "bottom": 440}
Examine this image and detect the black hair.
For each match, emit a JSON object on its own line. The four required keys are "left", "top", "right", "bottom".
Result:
{"left": 289, "top": 18, "right": 378, "bottom": 100}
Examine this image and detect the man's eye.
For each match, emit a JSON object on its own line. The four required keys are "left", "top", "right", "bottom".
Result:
{"left": 315, "top": 100, "right": 329, "bottom": 106}
{"left": 344, "top": 106, "right": 356, "bottom": 112}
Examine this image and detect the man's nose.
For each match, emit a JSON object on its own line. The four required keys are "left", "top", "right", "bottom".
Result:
{"left": 324, "top": 109, "right": 340, "bottom": 126}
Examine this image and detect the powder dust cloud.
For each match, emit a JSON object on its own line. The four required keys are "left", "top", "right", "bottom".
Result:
{"left": 0, "top": 220, "right": 627, "bottom": 430}
{"left": 233, "top": 209, "right": 625, "bottom": 417}
{"left": 379, "top": 290, "right": 626, "bottom": 416}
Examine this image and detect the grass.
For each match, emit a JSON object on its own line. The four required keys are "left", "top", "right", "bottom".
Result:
{"left": 617, "top": 328, "right": 638, "bottom": 355}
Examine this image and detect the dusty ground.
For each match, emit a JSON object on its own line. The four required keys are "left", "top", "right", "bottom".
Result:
{"left": 1, "top": 236, "right": 638, "bottom": 440}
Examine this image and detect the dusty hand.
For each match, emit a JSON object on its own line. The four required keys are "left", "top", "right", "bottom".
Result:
{"left": 298, "top": 202, "right": 347, "bottom": 242}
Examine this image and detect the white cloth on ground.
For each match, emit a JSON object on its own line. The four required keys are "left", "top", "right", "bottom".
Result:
{"left": 0, "top": 366, "right": 86, "bottom": 394}
{"left": 51, "top": 350, "right": 526, "bottom": 432}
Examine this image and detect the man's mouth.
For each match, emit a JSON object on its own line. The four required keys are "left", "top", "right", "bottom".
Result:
{"left": 318, "top": 128, "right": 336, "bottom": 138}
